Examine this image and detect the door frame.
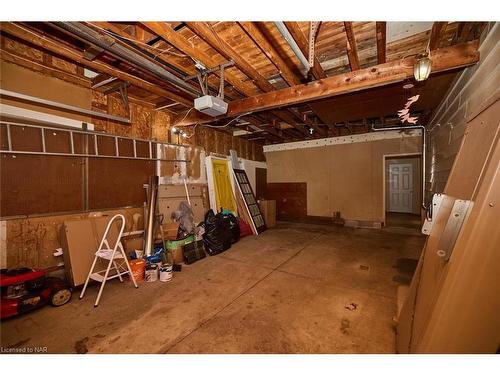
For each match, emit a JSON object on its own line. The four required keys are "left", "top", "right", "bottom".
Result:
{"left": 382, "top": 153, "right": 421, "bottom": 225}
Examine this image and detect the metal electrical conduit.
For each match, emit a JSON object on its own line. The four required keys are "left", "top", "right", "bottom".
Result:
{"left": 52, "top": 22, "right": 200, "bottom": 98}
{"left": 273, "top": 22, "right": 311, "bottom": 76}
{"left": 371, "top": 124, "right": 427, "bottom": 211}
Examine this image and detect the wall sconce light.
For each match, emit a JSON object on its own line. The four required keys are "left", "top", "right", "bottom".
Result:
{"left": 171, "top": 126, "right": 187, "bottom": 142}
{"left": 414, "top": 53, "right": 432, "bottom": 82}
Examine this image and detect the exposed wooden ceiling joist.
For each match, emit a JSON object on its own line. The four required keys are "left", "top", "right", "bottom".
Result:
{"left": 344, "top": 22, "right": 360, "bottom": 71}
{"left": 186, "top": 22, "right": 275, "bottom": 93}
{"left": 141, "top": 21, "right": 260, "bottom": 98}
{"left": 2, "top": 22, "right": 193, "bottom": 107}
{"left": 238, "top": 22, "right": 302, "bottom": 86}
{"left": 429, "top": 22, "right": 448, "bottom": 51}
{"left": 376, "top": 22, "right": 387, "bottom": 64}
{"left": 174, "top": 40, "right": 480, "bottom": 126}
{"left": 283, "top": 21, "right": 327, "bottom": 80}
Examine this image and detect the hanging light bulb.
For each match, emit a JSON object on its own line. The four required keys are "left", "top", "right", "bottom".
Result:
{"left": 414, "top": 53, "right": 432, "bottom": 82}
{"left": 181, "top": 132, "right": 188, "bottom": 138}
{"left": 171, "top": 126, "right": 178, "bottom": 134}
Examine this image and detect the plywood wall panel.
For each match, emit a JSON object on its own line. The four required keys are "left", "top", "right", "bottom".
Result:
{"left": 3, "top": 207, "right": 143, "bottom": 269}
{"left": 0, "top": 154, "right": 83, "bottom": 217}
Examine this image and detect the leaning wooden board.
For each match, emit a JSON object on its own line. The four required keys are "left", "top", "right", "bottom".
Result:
{"left": 61, "top": 216, "right": 120, "bottom": 287}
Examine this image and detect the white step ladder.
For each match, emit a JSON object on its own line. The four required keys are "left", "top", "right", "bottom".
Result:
{"left": 80, "top": 214, "right": 138, "bottom": 307}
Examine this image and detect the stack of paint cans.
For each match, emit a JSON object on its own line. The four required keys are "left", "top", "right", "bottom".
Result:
{"left": 145, "top": 264, "right": 159, "bottom": 282}
{"left": 159, "top": 264, "right": 173, "bottom": 282}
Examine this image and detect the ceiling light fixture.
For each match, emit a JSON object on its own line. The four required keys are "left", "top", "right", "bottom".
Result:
{"left": 414, "top": 53, "right": 432, "bottom": 82}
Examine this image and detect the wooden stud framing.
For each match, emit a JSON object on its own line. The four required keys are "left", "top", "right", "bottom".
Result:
{"left": 344, "top": 22, "right": 360, "bottom": 71}
{"left": 2, "top": 22, "right": 192, "bottom": 107}
{"left": 376, "top": 22, "right": 387, "bottom": 64}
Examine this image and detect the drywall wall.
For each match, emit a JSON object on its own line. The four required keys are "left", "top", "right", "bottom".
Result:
{"left": 398, "top": 97, "right": 500, "bottom": 353}
{"left": 385, "top": 156, "right": 421, "bottom": 215}
{"left": 266, "top": 134, "right": 421, "bottom": 223}
{"left": 426, "top": 22, "right": 499, "bottom": 199}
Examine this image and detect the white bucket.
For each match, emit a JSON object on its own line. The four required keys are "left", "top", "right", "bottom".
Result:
{"left": 145, "top": 264, "right": 158, "bottom": 282}
{"left": 159, "top": 264, "right": 173, "bottom": 283}
{"left": 134, "top": 250, "right": 144, "bottom": 259}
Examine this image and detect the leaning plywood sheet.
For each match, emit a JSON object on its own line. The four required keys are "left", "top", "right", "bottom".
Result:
{"left": 397, "top": 99, "right": 500, "bottom": 353}
{"left": 61, "top": 216, "right": 120, "bottom": 287}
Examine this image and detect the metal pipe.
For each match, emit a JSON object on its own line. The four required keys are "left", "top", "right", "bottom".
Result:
{"left": 0, "top": 89, "right": 131, "bottom": 123}
{"left": 371, "top": 124, "right": 427, "bottom": 210}
{"left": 53, "top": 22, "right": 200, "bottom": 98}
{"left": 273, "top": 22, "right": 311, "bottom": 75}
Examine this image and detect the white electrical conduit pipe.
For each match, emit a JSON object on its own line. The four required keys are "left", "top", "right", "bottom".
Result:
{"left": 273, "top": 22, "right": 311, "bottom": 76}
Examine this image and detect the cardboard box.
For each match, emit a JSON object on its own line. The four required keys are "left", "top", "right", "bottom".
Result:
{"left": 162, "top": 222, "right": 180, "bottom": 240}
{"left": 61, "top": 216, "right": 121, "bottom": 287}
{"left": 258, "top": 199, "right": 276, "bottom": 228}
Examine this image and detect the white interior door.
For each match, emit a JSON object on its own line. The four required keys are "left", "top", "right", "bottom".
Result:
{"left": 389, "top": 163, "right": 413, "bottom": 213}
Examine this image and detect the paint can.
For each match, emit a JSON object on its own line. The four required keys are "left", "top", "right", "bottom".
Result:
{"left": 129, "top": 259, "right": 146, "bottom": 282}
{"left": 159, "top": 264, "right": 173, "bottom": 283}
{"left": 145, "top": 264, "right": 158, "bottom": 282}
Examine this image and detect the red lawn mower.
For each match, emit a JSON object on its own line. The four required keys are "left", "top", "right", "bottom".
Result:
{"left": 1, "top": 268, "right": 72, "bottom": 319}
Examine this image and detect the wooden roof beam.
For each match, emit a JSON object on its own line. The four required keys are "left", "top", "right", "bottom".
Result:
{"left": 186, "top": 22, "right": 275, "bottom": 93}
{"left": 238, "top": 22, "right": 331, "bottom": 133}
{"left": 244, "top": 116, "right": 288, "bottom": 141}
{"left": 429, "top": 22, "right": 448, "bottom": 50}
{"left": 283, "top": 22, "right": 327, "bottom": 80}
{"left": 238, "top": 22, "right": 302, "bottom": 87}
{"left": 344, "top": 22, "right": 360, "bottom": 71}
{"left": 141, "top": 21, "right": 258, "bottom": 97}
{"left": 168, "top": 22, "right": 312, "bottom": 141}
{"left": 271, "top": 110, "right": 311, "bottom": 137}
{"left": 174, "top": 40, "right": 480, "bottom": 126}
{"left": 376, "top": 22, "right": 386, "bottom": 64}
{"left": 288, "top": 108, "right": 328, "bottom": 138}
{"left": 2, "top": 22, "right": 192, "bottom": 107}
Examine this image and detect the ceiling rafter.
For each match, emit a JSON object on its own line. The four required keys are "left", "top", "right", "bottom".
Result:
{"left": 375, "top": 22, "right": 386, "bottom": 64}
{"left": 186, "top": 22, "right": 275, "bottom": 92}
{"left": 2, "top": 22, "right": 193, "bottom": 107}
{"left": 141, "top": 22, "right": 260, "bottom": 98}
{"left": 89, "top": 22, "right": 247, "bottom": 105}
{"left": 344, "top": 22, "right": 360, "bottom": 71}
{"left": 429, "top": 22, "right": 448, "bottom": 50}
{"left": 239, "top": 22, "right": 302, "bottom": 86}
{"left": 174, "top": 40, "right": 480, "bottom": 126}
{"left": 283, "top": 22, "right": 327, "bottom": 80}
{"left": 238, "top": 22, "right": 332, "bottom": 132}
{"left": 288, "top": 108, "right": 328, "bottom": 138}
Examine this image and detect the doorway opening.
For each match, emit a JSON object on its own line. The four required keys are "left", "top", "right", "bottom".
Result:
{"left": 384, "top": 154, "right": 422, "bottom": 229}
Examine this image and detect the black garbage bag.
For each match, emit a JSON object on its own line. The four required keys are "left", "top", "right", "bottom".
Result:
{"left": 221, "top": 212, "right": 240, "bottom": 243}
{"left": 202, "top": 209, "right": 232, "bottom": 255}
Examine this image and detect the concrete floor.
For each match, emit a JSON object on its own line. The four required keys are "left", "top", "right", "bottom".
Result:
{"left": 1, "top": 221, "right": 425, "bottom": 354}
